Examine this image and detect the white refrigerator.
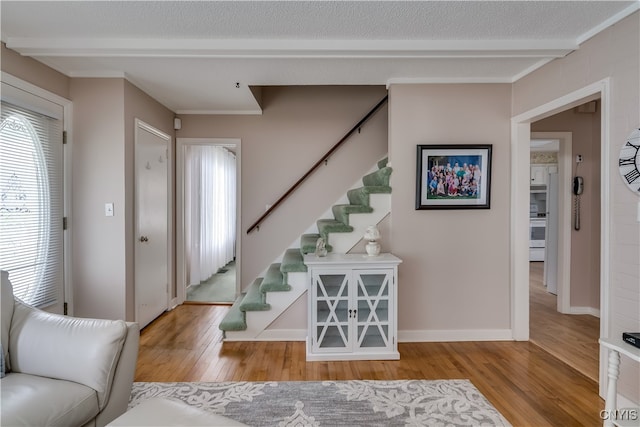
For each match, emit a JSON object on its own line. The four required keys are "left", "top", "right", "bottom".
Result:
{"left": 544, "top": 172, "right": 559, "bottom": 295}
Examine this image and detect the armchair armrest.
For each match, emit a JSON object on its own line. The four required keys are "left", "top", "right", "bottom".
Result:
{"left": 94, "top": 321, "right": 140, "bottom": 427}
{"left": 9, "top": 301, "right": 129, "bottom": 408}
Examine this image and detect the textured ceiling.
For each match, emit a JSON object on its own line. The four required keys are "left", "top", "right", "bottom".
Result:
{"left": 2, "top": 1, "right": 638, "bottom": 113}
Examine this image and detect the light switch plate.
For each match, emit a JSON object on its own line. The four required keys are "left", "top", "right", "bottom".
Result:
{"left": 105, "top": 203, "right": 114, "bottom": 217}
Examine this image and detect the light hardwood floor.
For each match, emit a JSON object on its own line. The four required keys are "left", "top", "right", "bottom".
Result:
{"left": 136, "top": 295, "right": 604, "bottom": 426}
{"left": 529, "top": 261, "right": 600, "bottom": 382}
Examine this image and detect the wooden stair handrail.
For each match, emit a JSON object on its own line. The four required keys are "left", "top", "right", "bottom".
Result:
{"left": 247, "top": 95, "right": 389, "bottom": 234}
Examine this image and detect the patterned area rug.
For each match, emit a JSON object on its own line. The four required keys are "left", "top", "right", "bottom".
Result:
{"left": 130, "top": 380, "right": 511, "bottom": 426}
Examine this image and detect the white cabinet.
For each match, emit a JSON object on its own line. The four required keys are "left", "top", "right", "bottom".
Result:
{"left": 530, "top": 165, "right": 548, "bottom": 185}
{"left": 304, "top": 253, "right": 402, "bottom": 361}
{"left": 530, "top": 164, "right": 558, "bottom": 185}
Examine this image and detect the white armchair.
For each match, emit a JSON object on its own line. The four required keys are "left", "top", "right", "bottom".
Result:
{"left": 1, "top": 271, "right": 140, "bottom": 427}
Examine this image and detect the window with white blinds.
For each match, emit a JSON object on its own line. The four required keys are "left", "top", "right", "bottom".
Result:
{"left": 0, "top": 101, "right": 64, "bottom": 308}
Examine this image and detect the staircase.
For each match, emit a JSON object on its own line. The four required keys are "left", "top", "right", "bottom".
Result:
{"left": 219, "top": 158, "right": 392, "bottom": 341}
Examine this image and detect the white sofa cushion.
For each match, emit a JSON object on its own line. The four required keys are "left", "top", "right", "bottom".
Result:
{"left": 1, "top": 372, "right": 99, "bottom": 427}
{"left": 9, "top": 301, "right": 127, "bottom": 407}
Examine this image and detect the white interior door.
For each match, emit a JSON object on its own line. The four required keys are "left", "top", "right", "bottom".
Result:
{"left": 135, "top": 120, "right": 169, "bottom": 328}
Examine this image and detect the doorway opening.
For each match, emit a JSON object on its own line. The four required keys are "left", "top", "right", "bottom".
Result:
{"left": 176, "top": 138, "right": 241, "bottom": 305}
{"left": 528, "top": 126, "right": 601, "bottom": 382}
{"left": 528, "top": 133, "right": 572, "bottom": 313}
{"left": 511, "top": 79, "right": 608, "bottom": 394}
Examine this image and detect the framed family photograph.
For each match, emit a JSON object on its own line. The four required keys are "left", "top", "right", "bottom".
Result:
{"left": 416, "top": 144, "right": 492, "bottom": 210}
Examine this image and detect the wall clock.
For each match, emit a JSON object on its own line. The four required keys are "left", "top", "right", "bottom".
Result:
{"left": 618, "top": 128, "right": 640, "bottom": 195}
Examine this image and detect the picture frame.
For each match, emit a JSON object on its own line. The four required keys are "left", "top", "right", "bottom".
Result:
{"left": 416, "top": 144, "right": 492, "bottom": 210}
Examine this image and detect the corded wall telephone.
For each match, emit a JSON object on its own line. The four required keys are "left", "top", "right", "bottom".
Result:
{"left": 573, "top": 176, "right": 584, "bottom": 195}
{"left": 573, "top": 176, "right": 583, "bottom": 230}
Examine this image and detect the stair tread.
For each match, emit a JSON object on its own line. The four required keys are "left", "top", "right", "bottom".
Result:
{"left": 317, "top": 219, "right": 353, "bottom": 244}
{"left": 347, "top": 186, "right": 392, "bottom": 206}
{"left": 300, "top": 233, "right": 334, "bottom": 254}
{"left": 362, "top": 166, "right": 393, "bottom": 187}
{"left": 332, "top": 204, "right": 374, "bottom": 213}
{"left": 239, "top": 278, "right": 270, "bottom": 311}
{"left": 377, "top": 157, "right": 388, "bottom": 169}
{"left": 332, "top": 204, "right": 374, "bottom": 226}
{"left": 219, "top": 295, "right": 247, "bottom": 331}
{"left": 317, "top": 218, "right": 354, "bottom": 232}
{"left": 351, "top": 185, "right": 393, "bottom": 194}
{"left": 281, "top": 248, "right": 308, "bottom": 272}
{"left": 301, "top": 234, "right": 319, "bottom": 254}
{"left": 260, "top": 263, "right": 291, "bottom": 292}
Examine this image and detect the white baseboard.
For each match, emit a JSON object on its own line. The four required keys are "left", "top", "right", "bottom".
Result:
{"left": 257, "top": 329, "right": 307, "bottom": 341}
{"left": 570, "top": 306, "right": 600, "bottom": 317}
{"left": 398, "top": 329, "right": 513, "bottom": 342}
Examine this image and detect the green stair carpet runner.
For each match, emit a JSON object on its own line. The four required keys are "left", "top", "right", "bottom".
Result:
{"left": 239, "top": 278, "right": 270, "bottom": 311}
{"left": 316, "top": 218, "right": 353, "bottom": 243}
{"left": 280, "top": 248, "right": 307, "bottom": 273}
{"left": 219, "top": 160, "right": 391, "bottom": 333}
{"left": 331, "top": 204, "right": 373, "bottom": 226}
{"left": 260, "top": 263, "right": 290, "bottom": 292}
{"left": 300, "top": 234, "right": 332, "bottom": 254}
{"left": 219, "top": 295, "right": 247, "bottom": 332}
{"left": 362, "top": 166, "right": 392, "bottom": 187}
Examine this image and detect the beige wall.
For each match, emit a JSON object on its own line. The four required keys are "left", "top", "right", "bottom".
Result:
{"left": 514, "top": 11, "right": 639, "bottom": 403}
{"left": 1, "top": 43, "right": 70, "bottom": 99}
{"left": 124, "top": 81, "right": 176, "bottom": 319}
{"left": 388, "top": 84, "right": 512, "bottom": 337}
{"left": 70, "top": 78, "right": 127, "bottom": 320}
{"left": 532, "top": 105, "right": 601, "bottom": 310}
{"left": 70, "top": 78, "right": 175, "bottom": 321}
{"left": 178, "top": 86, "right": 389, "bottom": 291}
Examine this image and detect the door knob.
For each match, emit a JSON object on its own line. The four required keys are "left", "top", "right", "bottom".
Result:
{"left": 139, "top": 236, "right": 149, "bottom": 242}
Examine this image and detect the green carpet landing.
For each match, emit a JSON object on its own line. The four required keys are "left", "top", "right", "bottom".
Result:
{"left": 219, "top": 159, "right": 392, "bottom": 333}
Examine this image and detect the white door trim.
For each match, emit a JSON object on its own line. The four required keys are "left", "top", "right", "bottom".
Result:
{"left": 531, "top": 132, "right": 572, "bottom": 314}
{"left": 176, "top": 137, "right": 242, "bottom": 304}
{"left": 511, "top": 78, "right": 610, "bottom": 396}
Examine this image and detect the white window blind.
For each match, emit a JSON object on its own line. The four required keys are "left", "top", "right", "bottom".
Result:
{"left": 0, "top": 101, "right": 63, "bottom": 308}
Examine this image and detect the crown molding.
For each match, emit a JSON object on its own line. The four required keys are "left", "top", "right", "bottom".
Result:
{"left": 510, "top": 58, "right": 557, "bottom": 83}
{"left": 576, "top": 2, "right": 640, "bottom": 45}
{"left": 67, "top": 70, "right": 127, "bottom": 78}
{"left": 386, "top": 77, "right": 512, "bottom": 88}
{"left": 6, "top": 38, "right": 576, "bottom": 59}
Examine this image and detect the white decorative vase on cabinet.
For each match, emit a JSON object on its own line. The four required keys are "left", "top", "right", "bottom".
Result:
{"left": 364, "top": 225, "right": 381, "bottom": 257}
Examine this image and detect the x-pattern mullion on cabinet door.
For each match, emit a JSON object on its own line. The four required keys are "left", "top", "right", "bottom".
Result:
{"left": 356, "top": 273, "right": 390, "bottom": 347}
{"left": 316, "top": 274, "right": 349, "bottom": 349}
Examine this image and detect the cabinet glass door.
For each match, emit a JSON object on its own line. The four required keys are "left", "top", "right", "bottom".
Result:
{"left": 313, "top": 272, "right": 350, "bottom": 351}
{"left": 354, "top": 270, "right": 392, "bottom": 350}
